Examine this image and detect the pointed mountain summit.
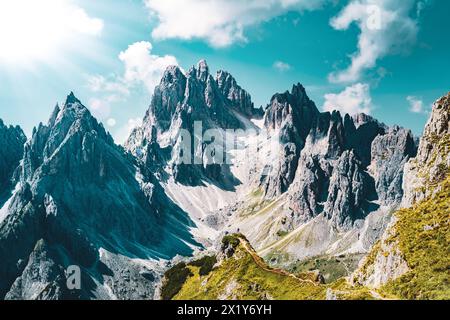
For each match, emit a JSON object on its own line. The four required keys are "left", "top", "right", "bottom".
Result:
{"left": 0, "top": 119, "right": 26, "bottom": 202}
{"left": 0, "top": 93, "right": 198, "bottom": 300}
{"left": 126, "top": 60, "right": 262, "bottom": 187}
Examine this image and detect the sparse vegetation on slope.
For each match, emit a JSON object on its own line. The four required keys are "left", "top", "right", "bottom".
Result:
{"left": 163, "top": 234, "right": 328, "bottom": 300}
{"left": 379, "top": 176, "right": 450, "bottom": 299}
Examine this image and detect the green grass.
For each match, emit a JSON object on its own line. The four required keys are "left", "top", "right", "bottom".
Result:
{"left": 285, "top": 254, "right": 365, "bottom": 284}
{"left": 379, "top": 176, "right": 450, "bottom": 300}
{"left": 162, "top": 234, "right": 394, "bottom": 300}
{"left": 328, "top": 279, "right": 376, "bottom": 300}
{"left": 171, "top": 235, "right": 327, "bottom": 300}
{"left": 189, "top": 255, "right": 217, "bottom": 276}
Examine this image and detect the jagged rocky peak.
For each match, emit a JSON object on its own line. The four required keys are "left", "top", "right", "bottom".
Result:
{"left": 265, "top": 83, "right": 319, "bottom": 135}
{"left": 216, "top": 69, "right": 256, "bottom": 117}
{"left": 352, "top": 113, "right": 380, "bottom": 128}
{"left": 148, "top": 65, "right": 187, "bottom": 133}
{"left": 196, "top": 59, "right": 210, "bottom": 82}
{"left": 261, "top": 84, "right": 323, "bottom": 197}
{"left": 137, "top": 59, "right": 260, "bottom": 141}
{"left": 402, "top": 92, "right": 450, "bottom": 206}
{"left": 21, "top": 92, "right": 114, "bottom": 182}
{"left": 341, "top": 113, "right": 387, "bottom": 167}
{"left": 0, "top": 119, "right": 26, "bottom": 196}
{"left": 261, "top": 83, "right": 417, "bottom": 230}
{"left": 0, "top": 92, "right": 198, "bottom": 299}
{"left": 417, "top": 92, "right": 450, "bottom": 164}
{"left": 126, "top": 60, "right": 264, "bottom": 187}
{"left": 424, "top": 92, "right": 450, "bottom": 135}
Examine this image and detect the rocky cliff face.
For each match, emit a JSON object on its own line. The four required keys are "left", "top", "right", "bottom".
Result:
{"left": 402, "top": 92, "right": 450, "bottom": 206}
{"left": 0, "top": 93, "right": 199, "bottom": 300}
{"left": 352, "top": 92, "right": 450, "bottom": 295}
{"left": 0, "top": 119, "right": 26, "bottom": 199}
{"left": 261, "top": 84, "right": 320, "bottom": 197}
{"left": 370, "top": 126, "right": 417, "bottom": 205}
{"left": 260, "top": 86, "right": 416, "bottom": 231}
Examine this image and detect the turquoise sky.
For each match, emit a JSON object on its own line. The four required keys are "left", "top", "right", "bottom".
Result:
{"left": 0, "top": 0, "right": 449, "bottom": 142}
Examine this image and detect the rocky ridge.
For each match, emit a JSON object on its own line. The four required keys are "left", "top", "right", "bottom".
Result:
{"left": 0, "top": 93, "right": 199, "bottom": 299}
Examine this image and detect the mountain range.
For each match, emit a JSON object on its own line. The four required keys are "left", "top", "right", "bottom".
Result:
{"left": 0, "top": 60, "right": 448, "bottom": 300}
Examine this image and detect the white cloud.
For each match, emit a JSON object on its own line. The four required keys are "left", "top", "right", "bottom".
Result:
{"left": 144, "top": 0, "right": 327, "bottom": 47}
{"left": 88, "top": 98, "right": 111, "bottom": 120}
{"left": 329, "top": 0, "right": 418, "bottom": 83}
{"left": 66, "top": 5, "right": 103, "bottom": 36}
{"left": 107, "top": 118, "right": 117, "bottom": 127}
{"left": 0, "top": 0, "right": 103, "bottom": 62}
{"left": 88, "top": 75, "right": 130, "bottom": 96}
{"left": 322, "top": 83, "right": 372, "bottom": 115}
{"left": 407, "top": 96, "right": 426, "bottom": 114}
{"left": 273, "top": 61, "right": 291, "bottom": 72}
{"left": 86, "top": 41, "right": 177, "bottom": 129}
{"left": 119, "top": 41, "right": 178, "bottom": 94}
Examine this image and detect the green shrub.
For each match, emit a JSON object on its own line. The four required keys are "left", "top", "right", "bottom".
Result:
{"left": 161, "top": 262, "right": 193, "bottom": 300}
{"left": 189, "top": 255, "right": 217, "bottom": 276}
{"left": 222, "top": 235, "right": 240, "bottom": 249}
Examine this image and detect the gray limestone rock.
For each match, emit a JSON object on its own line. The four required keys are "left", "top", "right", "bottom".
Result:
{"left": 0, "top": 93, "right": 199, "bottom": 299}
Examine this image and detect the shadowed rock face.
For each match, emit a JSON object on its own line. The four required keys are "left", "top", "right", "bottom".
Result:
{"left": 262, "top": 84, "right": 320, "bottom": 196}
{"left": 0, "top": 119, "right": 26, "bottom": 200}
{"left": 370, "top": 126, "right": 417, "bottom": 205}
{"left": 261, "top": 87, "right": 417, "bottom": 231}
{"left": 0, "top": 93, "right": 199, "bottom": 299}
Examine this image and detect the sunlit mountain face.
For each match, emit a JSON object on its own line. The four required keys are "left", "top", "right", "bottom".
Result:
{"left": 0, "top": 0, "right": 448, "bottom": 301}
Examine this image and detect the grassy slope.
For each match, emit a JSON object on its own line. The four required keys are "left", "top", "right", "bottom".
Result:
{"left": 379, "top": 176, "right": 450, "bottom": 299}
{"left": 163, "top": 235, "right": 376, "bottom": 300}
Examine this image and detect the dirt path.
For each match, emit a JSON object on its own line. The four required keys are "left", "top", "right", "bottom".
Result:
{"left": 238, "top": 236, "right": 320, "bottom": 287}
{"left": 237, "top": 235, "right": 394, "bottom": 299}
